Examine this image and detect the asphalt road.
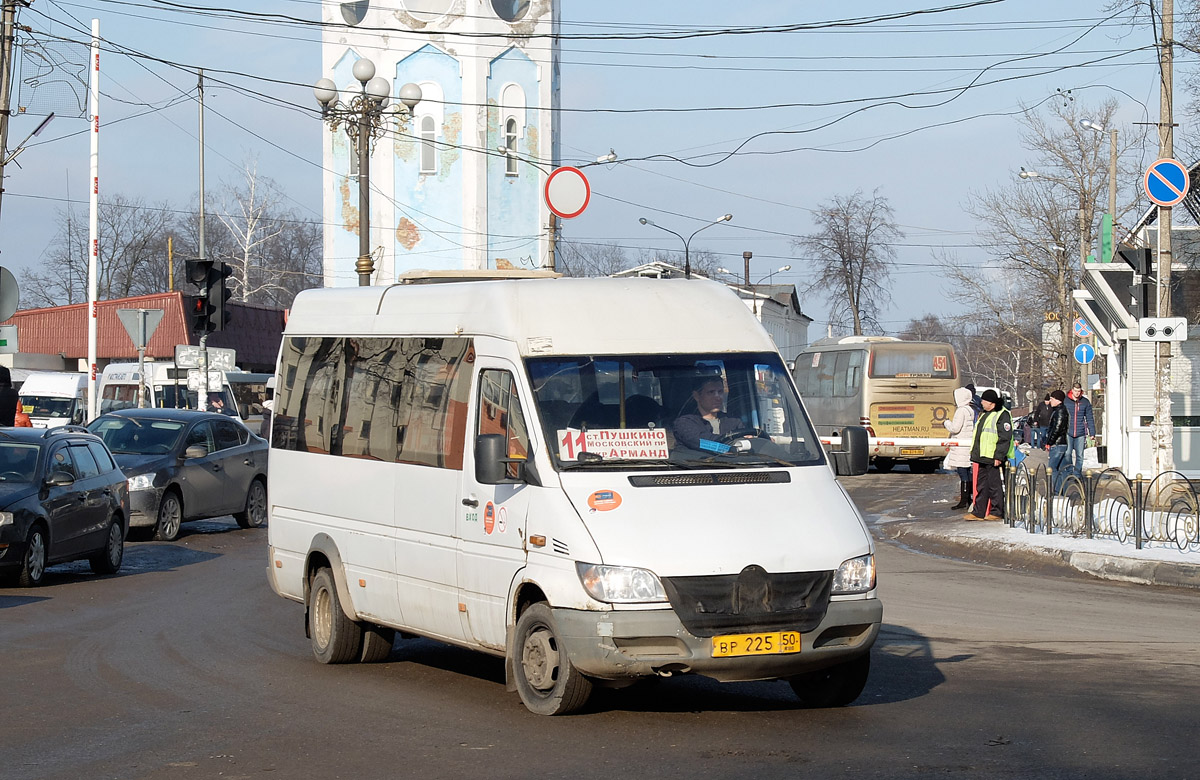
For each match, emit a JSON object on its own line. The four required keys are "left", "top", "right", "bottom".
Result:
{"left": 3, "top": 482, "right": 1200, "bottom": 780}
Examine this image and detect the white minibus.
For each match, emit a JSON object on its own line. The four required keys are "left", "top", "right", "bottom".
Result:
{"left": 17, "top": 371, "right": 88, "bottom": 428}
{"left": 98, "top": 362, "right": 250, "bottom": 425}
{"left": 266, "top": 273, "right": 881, "bottom": 715}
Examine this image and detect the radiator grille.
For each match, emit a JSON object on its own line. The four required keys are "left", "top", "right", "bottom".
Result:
{"left": 628, "top": 471, "right": 790, "bottom": 488}
{"left": 661, "top": 566, "right": 832, "bottom": 637}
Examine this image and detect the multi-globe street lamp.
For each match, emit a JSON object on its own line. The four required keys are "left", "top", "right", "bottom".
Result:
{"left": 314, "top": 60, "right": 422, "bottom": 286}
{"left": 638, "top": 213, "right": 733, "bottom": 278}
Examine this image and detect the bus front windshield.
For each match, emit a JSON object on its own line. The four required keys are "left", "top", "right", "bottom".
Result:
{"left": 526, "top": 353, "right": 824, "bottom": 470}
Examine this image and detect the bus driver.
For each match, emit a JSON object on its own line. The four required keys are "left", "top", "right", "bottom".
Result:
{"left": 672, "top": 375, "right": 744, "bottom": 450}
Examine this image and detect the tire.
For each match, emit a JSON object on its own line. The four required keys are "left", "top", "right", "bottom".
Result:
{"left": 908, "top": 459, "right": 939, "bottom": 474}
{"left": 511, "top": 603, "right": 593, "bottom": 716}
{"left": 154, "top": 490, "right": 183, "bottom": 542}
{"left": 359, "top": 624, "right": 396, "bottom": 663}
{"left": 17, "top": 525, "right": 48, "bottom": 588}
{"left": 89, "top": 515, "right": 124, "bottom": 575}
{"left": 235, "top": 479, "right": 268, "bottom": 529}
{"left": 307, "top": 568, "right": 363, "bottom": 664}
{"left": 788, "top": 653, "right": 871, "bottom": 708}
{"left": 873, "top": 458, "right": 896, "bottom": 473}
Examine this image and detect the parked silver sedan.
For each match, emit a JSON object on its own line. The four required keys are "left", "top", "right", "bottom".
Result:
{"left": 87, "top": 408, "right": 268, "bottom": 541}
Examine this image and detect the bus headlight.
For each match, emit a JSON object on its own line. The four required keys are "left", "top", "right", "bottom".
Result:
{"left": 576, "top": 562, "right": 668, "bottom": 603}
{"left": 0, "top": 511, "right": 13, "bottom": 527}
{"left": 832, "top": 554, "right": 875, "bottom": 594}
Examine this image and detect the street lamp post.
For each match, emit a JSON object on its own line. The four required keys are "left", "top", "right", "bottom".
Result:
{"left": 638, "top": 213, "right": 732, "bottom": 278}
{"left": 752, "top": 265, "right": 791, "bottom": 315}
{"left": 1080, "top": 118, "right": 1118, "bottom": 223}
{"left": 314, "top": 61, "right": 422, "bottom": 286}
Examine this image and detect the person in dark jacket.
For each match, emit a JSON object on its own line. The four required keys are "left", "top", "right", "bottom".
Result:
{"left": 966, "top": 388, "right": 1012, "bottom": 521}
{"left": 1043, "top": 390, "right": 1069, "bottom": 493}
{"left": 1063, "top": 382, "right": 1095, "bottom": 479}
{"left": 1030, "top": 393, "right": 1052, "bottom": 447}
{"left": 0, "top": 366, "right": 18, "bottom": 427}
{"left": 672, "top": 375, "right": 743, "bottom": 451}
{"left": 964, "top": 383, "right": 983, "bottom": 421}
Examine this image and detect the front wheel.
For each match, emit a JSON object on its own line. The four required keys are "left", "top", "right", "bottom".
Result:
{"left": 89, "top": 516, "right": 124, "bottom": 575}
{"left": 788, "top": 653, "right": 871, "bottom": 708}
{"left": 511, "top": 603, "right": 593, "bottom": 716}
{"left": 154, "top": 491, "right": 183, "bottom": 542}
{"left": 235, "top": 479, "right": 267, "bottom": 529}
{"left": 308, "top": 568, "right": 363, "bottom": 664}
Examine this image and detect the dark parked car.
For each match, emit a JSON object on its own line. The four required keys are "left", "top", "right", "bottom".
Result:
{"left": 87, "top": 409, "right": 268, "bottom": 541}
{"left": 0, "top": 426, "right": 130, "bottom": 587}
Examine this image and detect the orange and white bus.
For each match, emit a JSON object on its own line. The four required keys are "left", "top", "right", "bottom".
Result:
{"left": 792, "top": 336, "right": 959, "bottom": 472}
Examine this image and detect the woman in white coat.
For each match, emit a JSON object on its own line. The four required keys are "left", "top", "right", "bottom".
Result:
{"left": 943, "top": 386, "right": 976, "bottom": 509}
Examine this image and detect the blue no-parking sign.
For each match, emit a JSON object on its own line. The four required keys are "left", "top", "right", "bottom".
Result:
{"left": 1074, "top": 343, "right": 1095, "bottom": 365}
{"left": 1144, "top": 158, "right": 1190, "bottom": 207}
{"left": 1073, "top": 317, "right": 1093, "bottom": 338}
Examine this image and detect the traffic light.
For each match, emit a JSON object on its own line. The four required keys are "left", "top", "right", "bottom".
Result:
{"left": 188, "top": 295, "right": 214, "bottom": 333}
{"left": 208, "top": 261, "right": 232, "bottom": 332}
{"left": 1117, "top": 246, "right": 1154, "bottom": 319}
{"left": 185, "top": 258, "right": 232, "bottom": 332}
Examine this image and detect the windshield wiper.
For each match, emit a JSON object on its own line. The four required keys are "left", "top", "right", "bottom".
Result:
{"left": 559, "top": 457, "right": 681, "bottom": 470}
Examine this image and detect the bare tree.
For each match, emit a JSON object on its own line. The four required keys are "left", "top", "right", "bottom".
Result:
{"left": 949, "top": 100, "right": 1136, "bottom": 387}
{"left": 19, "top": 194, "right": 176, "bottom": 307}
{"left": 556, "top": 240, "right": 630, "bottom": 277}
{"left": 795, "top": 190, "right": 901, "bottom": 335}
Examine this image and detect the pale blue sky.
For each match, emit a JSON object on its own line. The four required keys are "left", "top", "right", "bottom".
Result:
{"left": 0, "top": 1, "right": 1174, "bottom": 334}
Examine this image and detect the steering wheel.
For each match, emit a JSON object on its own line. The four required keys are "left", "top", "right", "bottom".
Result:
{"left": 719, "top": 427, "right": 767, "bottom": 443}
{"left": 0, "top": 471, "right": 26, "bottom": 481}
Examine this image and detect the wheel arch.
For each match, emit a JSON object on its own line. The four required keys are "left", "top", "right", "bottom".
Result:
{"left": 304, "top": 533, "right": 359, "bottom": 624}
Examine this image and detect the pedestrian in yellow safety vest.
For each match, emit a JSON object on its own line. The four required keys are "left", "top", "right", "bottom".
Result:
{"left": 965, "top": 389, "right": 1013, "bottom": 521}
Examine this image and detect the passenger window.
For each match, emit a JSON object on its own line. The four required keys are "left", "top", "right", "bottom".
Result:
{"left": 87, "top": 441, "right": 116, "bottom": 472}
{"left": 214, "top": 421, "right": 243, "bottom": 451}
{"left": 49, "top": 446, "right": 78, "bottom": 479}
{"left": 185, "top": 422, "right": 216, "bottom": 454}
{"left": 832, "top": 352, "right": 850, "bottom": 397}
{"left": 477, "top": 369, "right": 530, "bottom": 479}
{"left": 71, "top": 444, "right": 102, "bottom": 479}
{"left": 845, "top": 350, "right": 864, "bottom": 395}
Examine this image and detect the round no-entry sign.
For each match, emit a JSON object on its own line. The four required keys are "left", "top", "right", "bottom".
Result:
{"left": 544, "top": 166, "right": 590, "bottom": 219}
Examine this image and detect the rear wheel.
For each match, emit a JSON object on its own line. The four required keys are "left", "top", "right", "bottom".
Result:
{"left": 89, "top": 515, "right": 124, "bottom": 575}
{"left": 511, "top": 603, "right": 593, "bottom": 715}
{"left": 154, "top": 491, "right": 183, "bottom": 542}
{"left": 788, "top": 653, "right": 871, "bottom": 708}
{"left": 308, "top": 568, "right": 363, "bottom": 664}
{"left": 17, "top": 526, "right": 48, "bottom": 587}
{"left": 873, "top": 458, "right": 896, "bottom": 473}
{"left": 908, "top": 459, "right": 939, "bottom": 474}
{"left": 235, "top": 479, "right": 267, "bottom": 529}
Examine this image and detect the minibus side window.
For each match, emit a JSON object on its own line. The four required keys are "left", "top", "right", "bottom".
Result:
{"left": 477, "top": 369, "right": 529, "bottom": 479}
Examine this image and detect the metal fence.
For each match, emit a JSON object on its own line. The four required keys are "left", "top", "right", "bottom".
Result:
{"left": 1005, "top": 462, "right": 1200, "bottom": 553}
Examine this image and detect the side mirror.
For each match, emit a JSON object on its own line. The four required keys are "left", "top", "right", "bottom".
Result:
{"left": 474, "top": 434, "right": 533, "bottom": 485}
{"left": 46, "top": 470, "right": 75, "bottom": 487}
{"left": 184, "top": 444, "right": 208, "bottom": 460}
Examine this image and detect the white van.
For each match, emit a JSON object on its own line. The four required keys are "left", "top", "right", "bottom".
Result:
{"left": 266, "top": 274, "right": 881, "bottom": 715}
{"left": 98, "top": 362, "right": 248, "bottom": 424}
{"left": 18, "top": 371, "right": 88, "bottom": 428}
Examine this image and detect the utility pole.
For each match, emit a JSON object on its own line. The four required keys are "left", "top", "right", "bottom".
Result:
{"left": 197, "top": 69, "right": 209, "bottom": 411}
{"left": 1154, "top": 0, "right": 1175, "bottom": 476}
{"left": 0, "top": 0, "right": 17, "bottom": 227}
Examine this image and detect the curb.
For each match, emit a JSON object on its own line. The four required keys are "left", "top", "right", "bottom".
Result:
{"left": 879, "top": 521, "right": 1200, "bottom": 590}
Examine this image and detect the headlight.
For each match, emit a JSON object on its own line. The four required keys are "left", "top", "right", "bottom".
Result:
{"left": 576, "top": 562, "right": 668, "bottom": 603}
{"left": 127, "top": 474, "right": 155, "bottom": 491}
{"left": 832, "top": 554, "right": 875, "bottom": 594}
{"left": 0, "top": 511, "right": 12, "bottom": 527}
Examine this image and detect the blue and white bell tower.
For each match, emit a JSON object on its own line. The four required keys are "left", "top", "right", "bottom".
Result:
{"left": 318, "top": 1, "right": 560, "bottom": 285}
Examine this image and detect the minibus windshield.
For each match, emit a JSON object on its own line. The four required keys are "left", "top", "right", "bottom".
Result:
{"left": 527, "top": 352, "right": 824, "bottom": 470}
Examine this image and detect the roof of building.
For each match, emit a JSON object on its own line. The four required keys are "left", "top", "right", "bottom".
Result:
{"left": 2, "top": 292, "right": 285, "bottom": 371}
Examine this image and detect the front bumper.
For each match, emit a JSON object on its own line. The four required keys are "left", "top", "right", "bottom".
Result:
{"left": 129, "top": 487, "right": 164, "bottom": 527}
{"left": 549, "top": 597, "right": 882, "bottom": 682}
